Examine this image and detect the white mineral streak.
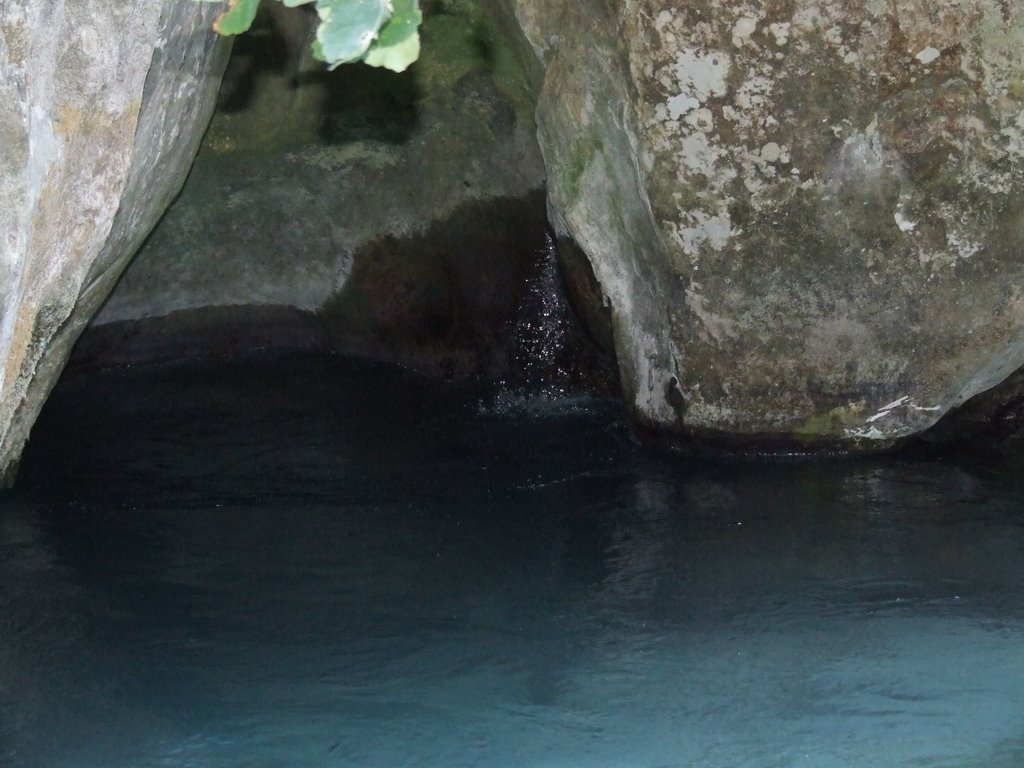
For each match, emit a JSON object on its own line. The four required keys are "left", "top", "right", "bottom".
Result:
{"left": 865, "top": 395, "right": 910, "bottom": 423}
{"left": 849, "top": 396, "right": 942, "bottom": 439}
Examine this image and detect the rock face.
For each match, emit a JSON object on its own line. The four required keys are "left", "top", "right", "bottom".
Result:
{"left": 87, "top": 1, "right": 559, "bottom": 380}
{"left": 0, "top": 1, "right": 230, "bottom": 483}
{"left": 514, "top": 0, "right": 1024, "bottom": 449}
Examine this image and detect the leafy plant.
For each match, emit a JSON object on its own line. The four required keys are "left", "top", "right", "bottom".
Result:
{"left": 194, "top": 0, "right": 422, "bottom": 72}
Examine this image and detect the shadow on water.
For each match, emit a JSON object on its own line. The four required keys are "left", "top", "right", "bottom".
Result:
{"left": 3, "top": 351, "right": 1024, "bottom": 767}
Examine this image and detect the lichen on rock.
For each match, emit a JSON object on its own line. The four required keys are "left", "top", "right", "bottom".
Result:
{"left": 515, "top": 0, "right": 1024, "bottom": 449}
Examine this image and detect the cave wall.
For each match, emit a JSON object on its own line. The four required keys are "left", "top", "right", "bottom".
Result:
{"left": 0, "top": 0, "right": 231, "bottom": 484}
{"left": 83, "top": 0, "right": 557, "bottom": 380}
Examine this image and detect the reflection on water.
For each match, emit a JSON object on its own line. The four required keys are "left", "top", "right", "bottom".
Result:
{"left": 2, "top": 352, "right": 1024, "bottom": 768}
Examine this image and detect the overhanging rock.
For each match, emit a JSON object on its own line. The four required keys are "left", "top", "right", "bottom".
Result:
{"left": 0, "top": 0, "right": 231, "bottom": 483}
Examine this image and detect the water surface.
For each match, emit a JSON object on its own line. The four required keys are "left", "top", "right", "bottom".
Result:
{"left": 3, "top": 353, "right": 1024, "bottom": 767}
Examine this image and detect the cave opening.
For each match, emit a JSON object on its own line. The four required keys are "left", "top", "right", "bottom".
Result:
{"left": 4, "top": 4, "right": 1024, "bottom": 767}
{"left": 69, "top": 0, "right": 616, "bottom": 395}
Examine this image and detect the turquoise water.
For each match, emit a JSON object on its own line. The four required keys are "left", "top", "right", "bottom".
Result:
{"left": 2, "top": 353, "right": 1024, "bottom": 767}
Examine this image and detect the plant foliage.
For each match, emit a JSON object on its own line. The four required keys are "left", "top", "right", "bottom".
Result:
{"left": 194, "top": 0, "right": 422, "bottom": 72}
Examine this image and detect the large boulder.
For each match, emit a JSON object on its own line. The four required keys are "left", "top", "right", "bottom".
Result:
{"left": 0, "top": 1, "right": 230, "bottom": 483}
{"left": 514, "top": 0, "right": 1024, "bottom": 449}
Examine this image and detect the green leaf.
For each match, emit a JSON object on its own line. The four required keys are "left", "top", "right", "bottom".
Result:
{"left": 311, "top": 37, "right": 326, "bottom": 62}
{"left": 315, "top": 0, "right": 392, "bottom": 67}
{"left": 205, "top": 0, "right": 423, "bottom": 72}
{"left": 212, "top": 0, "right": 262, "bottom": 35}
{"left": 362, "top": 0, "right": 420, "bottom": 72}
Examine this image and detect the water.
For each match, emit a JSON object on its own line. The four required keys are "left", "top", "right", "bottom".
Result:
{"left": 508, "top": 232, "right": 574, "bottom": 395}
{"left": 502, "top": 231, "right": 611, "bottom": 401}
{"left": 3, "top": 352, "right": 1024, "bottom": 768}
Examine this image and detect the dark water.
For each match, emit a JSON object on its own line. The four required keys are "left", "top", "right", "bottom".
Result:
{"left": 3, "top": 353, "right": 1024, "bottom": 768}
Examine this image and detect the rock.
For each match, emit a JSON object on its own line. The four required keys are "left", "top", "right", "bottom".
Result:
{"left": 0, "top": 0, "right": 231, "bottom": 484}
{"left": 88, "top": 1, "right": 561, "bottom": 381}
{"left": 67, "top": 305, "right": 332, "bottom": 374}
{"left": 513, "top": 0, "right": 1024, "bottom": 450}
